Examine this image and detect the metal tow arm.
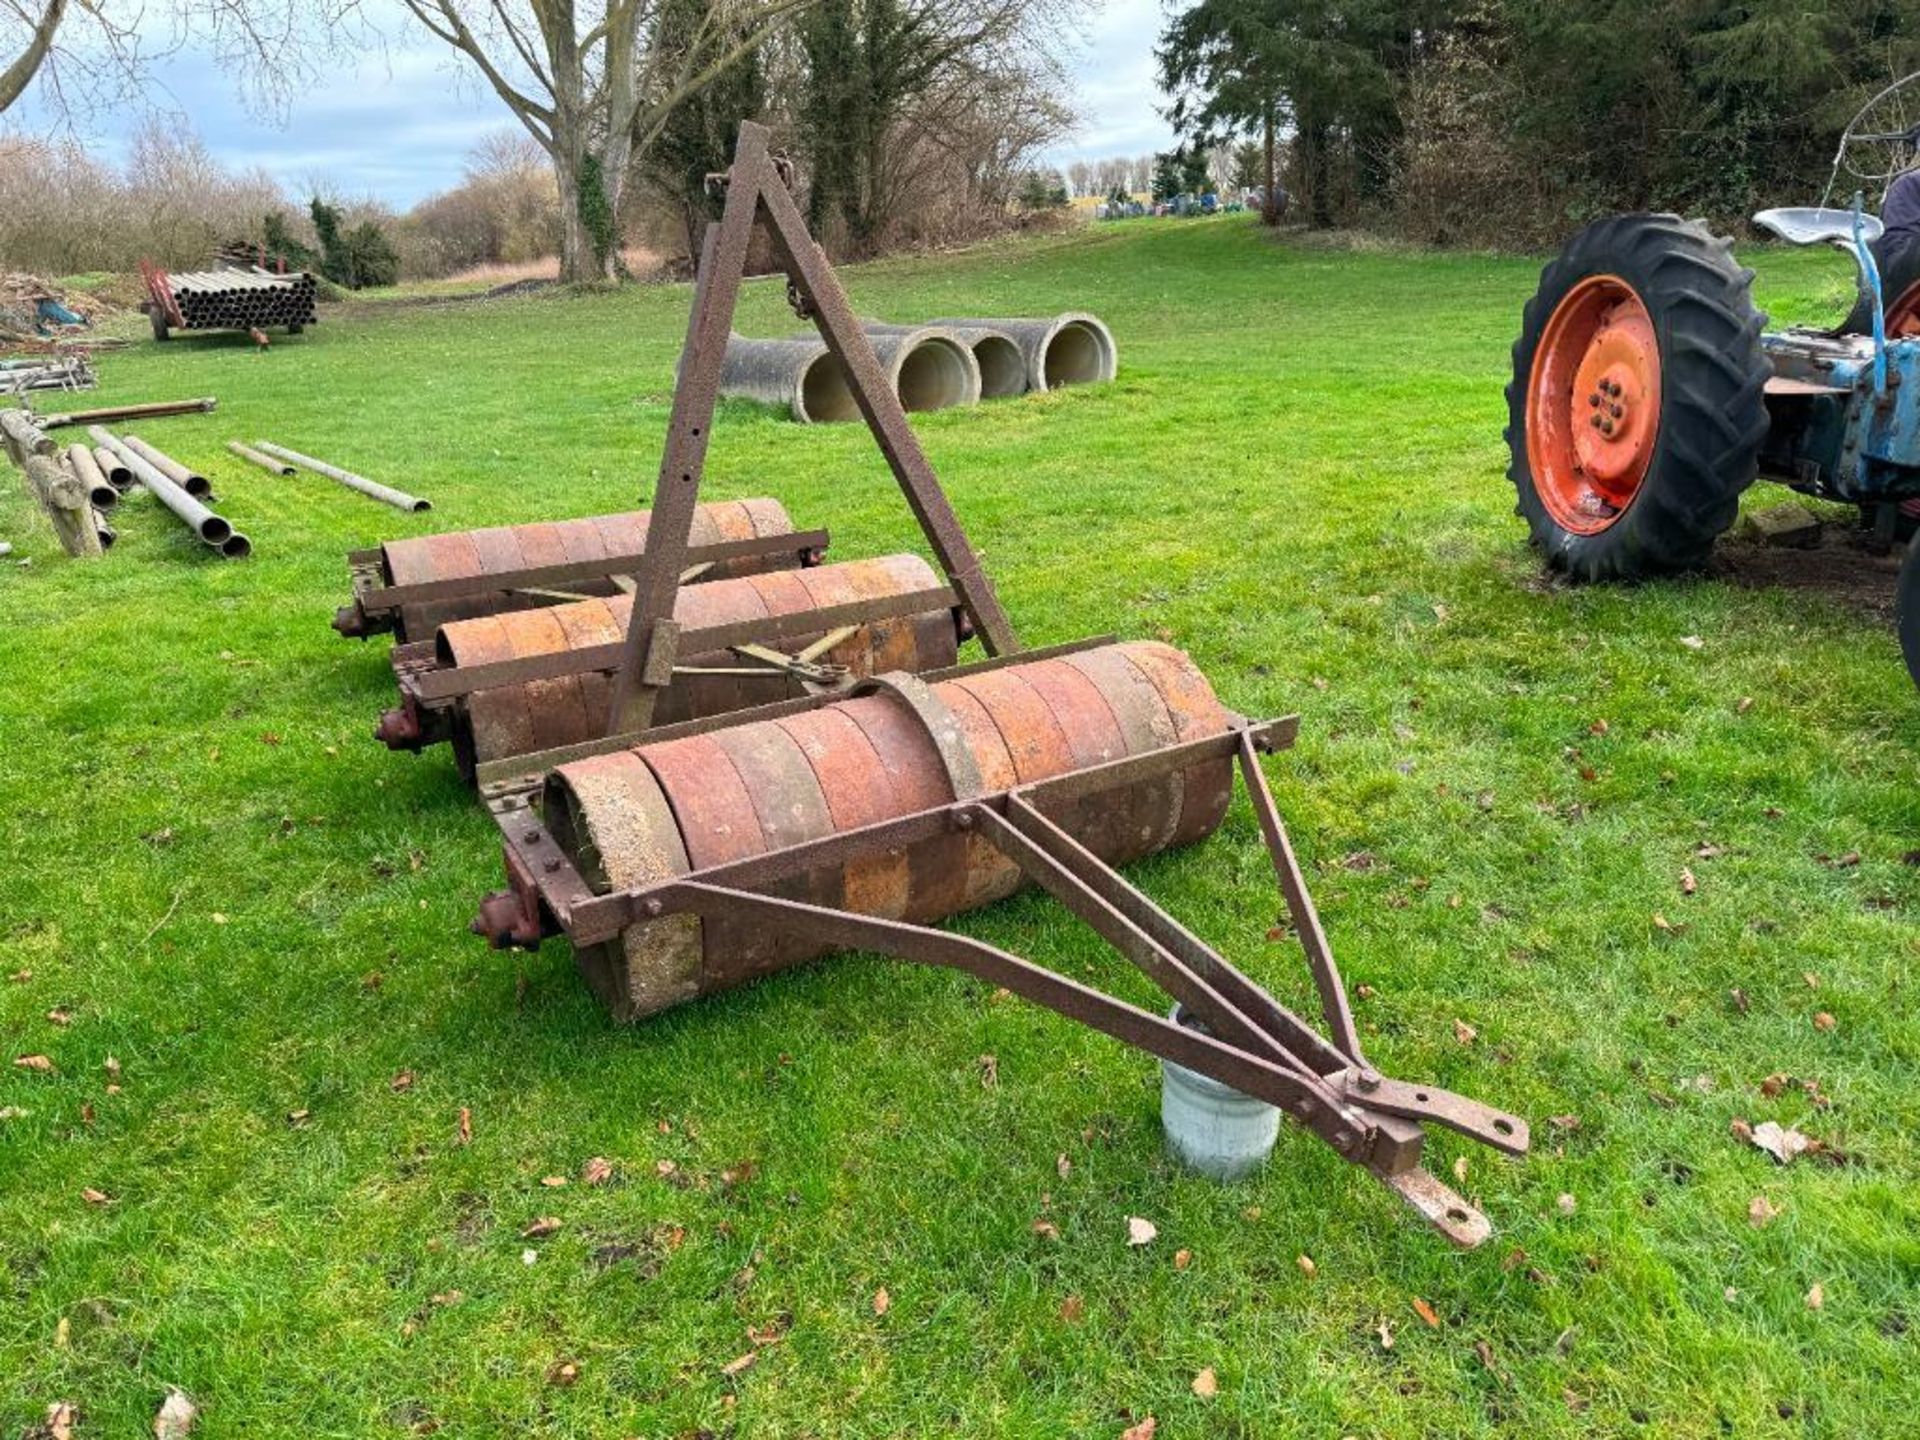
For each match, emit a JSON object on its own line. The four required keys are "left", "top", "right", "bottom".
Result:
{"left": 631, "top": 724, "right": 1529, "bottom": 1246}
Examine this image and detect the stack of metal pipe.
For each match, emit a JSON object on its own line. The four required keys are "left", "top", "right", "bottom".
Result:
{"left": 157, "top": 269, "right": 317, "bottom": 334}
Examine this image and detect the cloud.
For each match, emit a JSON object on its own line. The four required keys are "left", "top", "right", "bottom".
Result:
{"left": 1044, "top": 0, "right": 1175, "bottom": 165}
{"left": 7, "top": 0, "right": 1175, "bottom": 205}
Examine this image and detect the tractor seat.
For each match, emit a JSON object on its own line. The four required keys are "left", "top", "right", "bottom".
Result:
{"left": 1753, "top": 207, "right": 1885, "bottom": 247}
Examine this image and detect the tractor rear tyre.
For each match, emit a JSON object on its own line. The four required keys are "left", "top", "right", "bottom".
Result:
{"left": 1840, "top": 237, "right": 1920, "bottom": 338}
{"left": 1506, "top": 214, "right": 1771, "bottom": 581}
{"left": 1899, "top": 537, "right": 1920, "bottom": 693}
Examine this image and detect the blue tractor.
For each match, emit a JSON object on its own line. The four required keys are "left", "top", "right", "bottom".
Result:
{"left": 1506, "top": 200, "right": 1920, "bottom": 692}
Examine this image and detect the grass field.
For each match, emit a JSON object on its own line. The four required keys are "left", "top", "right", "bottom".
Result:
{"left": 2, "top": 216, "right": 1916, "bottom": 1438}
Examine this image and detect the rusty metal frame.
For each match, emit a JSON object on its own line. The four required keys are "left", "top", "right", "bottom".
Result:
{"left": 476, "top": 709, "right": 1528, "bottom": 1247}
{"left": 604, "top": 120, "right": 1019, "bottom": 737}
{"left": 403, "top": 584, "right": 958, "bottom": 706}
{"left": 347, "top": 528, "right": 830, "bottom": 618}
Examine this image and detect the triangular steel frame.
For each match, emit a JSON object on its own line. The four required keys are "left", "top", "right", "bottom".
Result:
{"left": 606, "top": 121, "right": 1018, "bottom": 736}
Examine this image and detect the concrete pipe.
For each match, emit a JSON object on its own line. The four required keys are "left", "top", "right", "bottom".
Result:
{"left": 377, "top": 553, "right": 961, "bottom": 782}
{"left": 538, "top": 640, "right": 1231, "bottom": 1022}
{"left": 930, "top": 313, "right": 1117, "bottom": 392}
{"left": 863, "top": 321, "right": 1027, "bottom": 399}
{"left": 719, "top": 327, "right": 982, "bottom": 422}
{"left": 337, "top": 498, "right": 807, "bottom": 643}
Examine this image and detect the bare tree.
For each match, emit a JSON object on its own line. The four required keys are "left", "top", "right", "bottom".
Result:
{"left": 0, "top": 0, "right": 64, "bottom": 114}
{"left": 396, "top": 0, "right": 810, "bottom": 281}
{"left": 5, "top": 0, "right": 348, "bottom": 122}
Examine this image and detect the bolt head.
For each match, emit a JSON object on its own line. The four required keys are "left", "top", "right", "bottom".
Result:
{"left": 1356, "top": 1067, "right": 1383, "bottom": 1092}
{"left": 522, "top": 828, "right": 541, "bottom": 844}
{"left": 643, "top": 898, "right": 663, "bottom": 917}
{"left": 1590, "top": 414, "right": 1603, "bottom": 428}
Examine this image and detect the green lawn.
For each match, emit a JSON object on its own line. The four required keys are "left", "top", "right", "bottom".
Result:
{"left": 2, "top": 216, "right": 1916, "bottom": 1438}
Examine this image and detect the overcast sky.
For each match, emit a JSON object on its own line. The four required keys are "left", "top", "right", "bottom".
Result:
{"left": 11, "top": 0, "right": 1175, "bottom": 207}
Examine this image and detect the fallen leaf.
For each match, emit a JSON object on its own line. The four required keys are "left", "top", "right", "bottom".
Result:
{"left": 153, "top": 1388, "right": 197, "bottom": 1439}
{"left": 47, "top": 1402, "right": 76, "bottom": 1440}
{"left": 1679, "top": 634, "right": 1704, "bottom": 650}
{"left": 54, "top": 1316, "right": 68, "bottom": 1348}
{"left": 1729, "top": 1117, "right": 1754, "bottom": 1143}
{"left": 1119, "top": 1417, "right": 1156, "bottom": 1440}
{"left": 1475, "top": 1338, "right": 1497, "bottom": 1371}
{"left": 1548, "top": 1114, "right": 1581, "bottom": 1132}
{"left": 1748, "top": 1195, "right": 1780, "bottom": 1228}
{"left": 546, "top": 1360, "right": 579, "bottom": 1387}
{"left": 287, "top": 1109, "right": 311, "bottom": 1128}
{"left": 1805, "top": 1282, "right": 1824, "bottom": 1311}
{"left": 79, "top": 1102, "right": 94, "bottom": 1127}
{"left": 0, "top": 1106, "right": 26, "bottom": 1120}
{"left": 389, "top": 1070, "right": 415, "bottom": 1092}
{"left": 977, "top": 1053, "right": 998, "bottom": 1088}
{"left": 1126, "top": 1215, "right": 1157, "bottom": 1247}
{"left": 1355, "top": 983, "right": 1376, "bottom": 999}
{"left": 1056, "top": 1152, "right": 1071, "bottom": 1179}
{"left": 14, "top": 1054, "right": 54, "bottom": 1073}
{"left": 1191, "top": 1367, "right": 1218, "bottom": 1399}
{"left": 582, "top": 1156, "right": 612, "bottom": 1185}
{"left": 1813, "top": 1012, "right": 1836, "bottom": 1033}
{"left": 720, "top": 1351, "right": 757, "bottom": 1379}
{"left": 1736, "top": 696, "right": 1753, "bottom": 714}
{"left": 655, "top": 1158, "right": 677, "bottom": 1178}
{"left": 1556, "top": 1193, "right": 1577, "bottom": 1215}
{"left": 1803, "top": 972, "right": 1820, "bottom": 989}
{"left": 521, "top": 1216, "right": 562, "bottom": 1239}
{"left": 210, "top": 913, "right": 227, "bottom": 926}
{"left": 1729, "top": 988, "right": 1750, "bottom": 1014}
{"left": 1377, "top": 1320, "right": 1396, "bottom": 1350}
{"left": 540, "top": 1176, "right": 568, "bottom": 1188}
{"left": 1452, "top": 1018, "right": 1478, "bottom": 1046}
{"left": 1173, "top": 1248, "right": 1192, "bottom": 1271}
{"left": 8, "top": 968, "right": 30, "bottom": 983}
{"left": 1059, "top": 1294, "right": 1085, "bottom": 1323}
{"left": 46, "top": 1008, "right": 72, "bottom": 1026}
{"left": 746, "top": 1317, "right": 790, "bottom": 1347}
{"left": 872, "top": 1285, "right": 891, "bottom": 1316}
{"left": 1452, "top": 1155, "right": 1469, "bottom": 1182}
{"left": 1031, "top": 1218, "right": 1060, "bottom": 1240}
{"left": 80, "top": 1187, "right": 111, "bottom": 1205}
{"left": 1679, "top": 867, "right": 1697, "bottom": 896}
{"left": 1821, "top": 851, "right": 1861, "bottom": 869}
{"left": 521, "top": 1248, "right": 537, "bottom": 1265}
{"left": 430, "top": 1290, "right": 463, "bottom": 1306}
{"left": 455, "top": 1108, "right": 472, "bottom": 1146}
{"left": 1296, "top": 1253, "right": 1316, "bottom": 1279}
{"left": 1750, "top": 1120, "right": 1812, "bottom": 1165}
{"left": 1411, "top": 1295, "right": 1441, "bottom": 1328}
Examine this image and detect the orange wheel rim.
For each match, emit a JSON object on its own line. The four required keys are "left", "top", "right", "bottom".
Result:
{"left": 1888, "top": 279, "right": 1920, "bottom": 338}
{"left": 1527, "top": 275, "right": 1661, "bottom": 535}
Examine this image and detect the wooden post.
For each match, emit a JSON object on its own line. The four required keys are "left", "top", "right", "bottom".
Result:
{"left": 22, "top": 452, "right": 103, "bottom": 558}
